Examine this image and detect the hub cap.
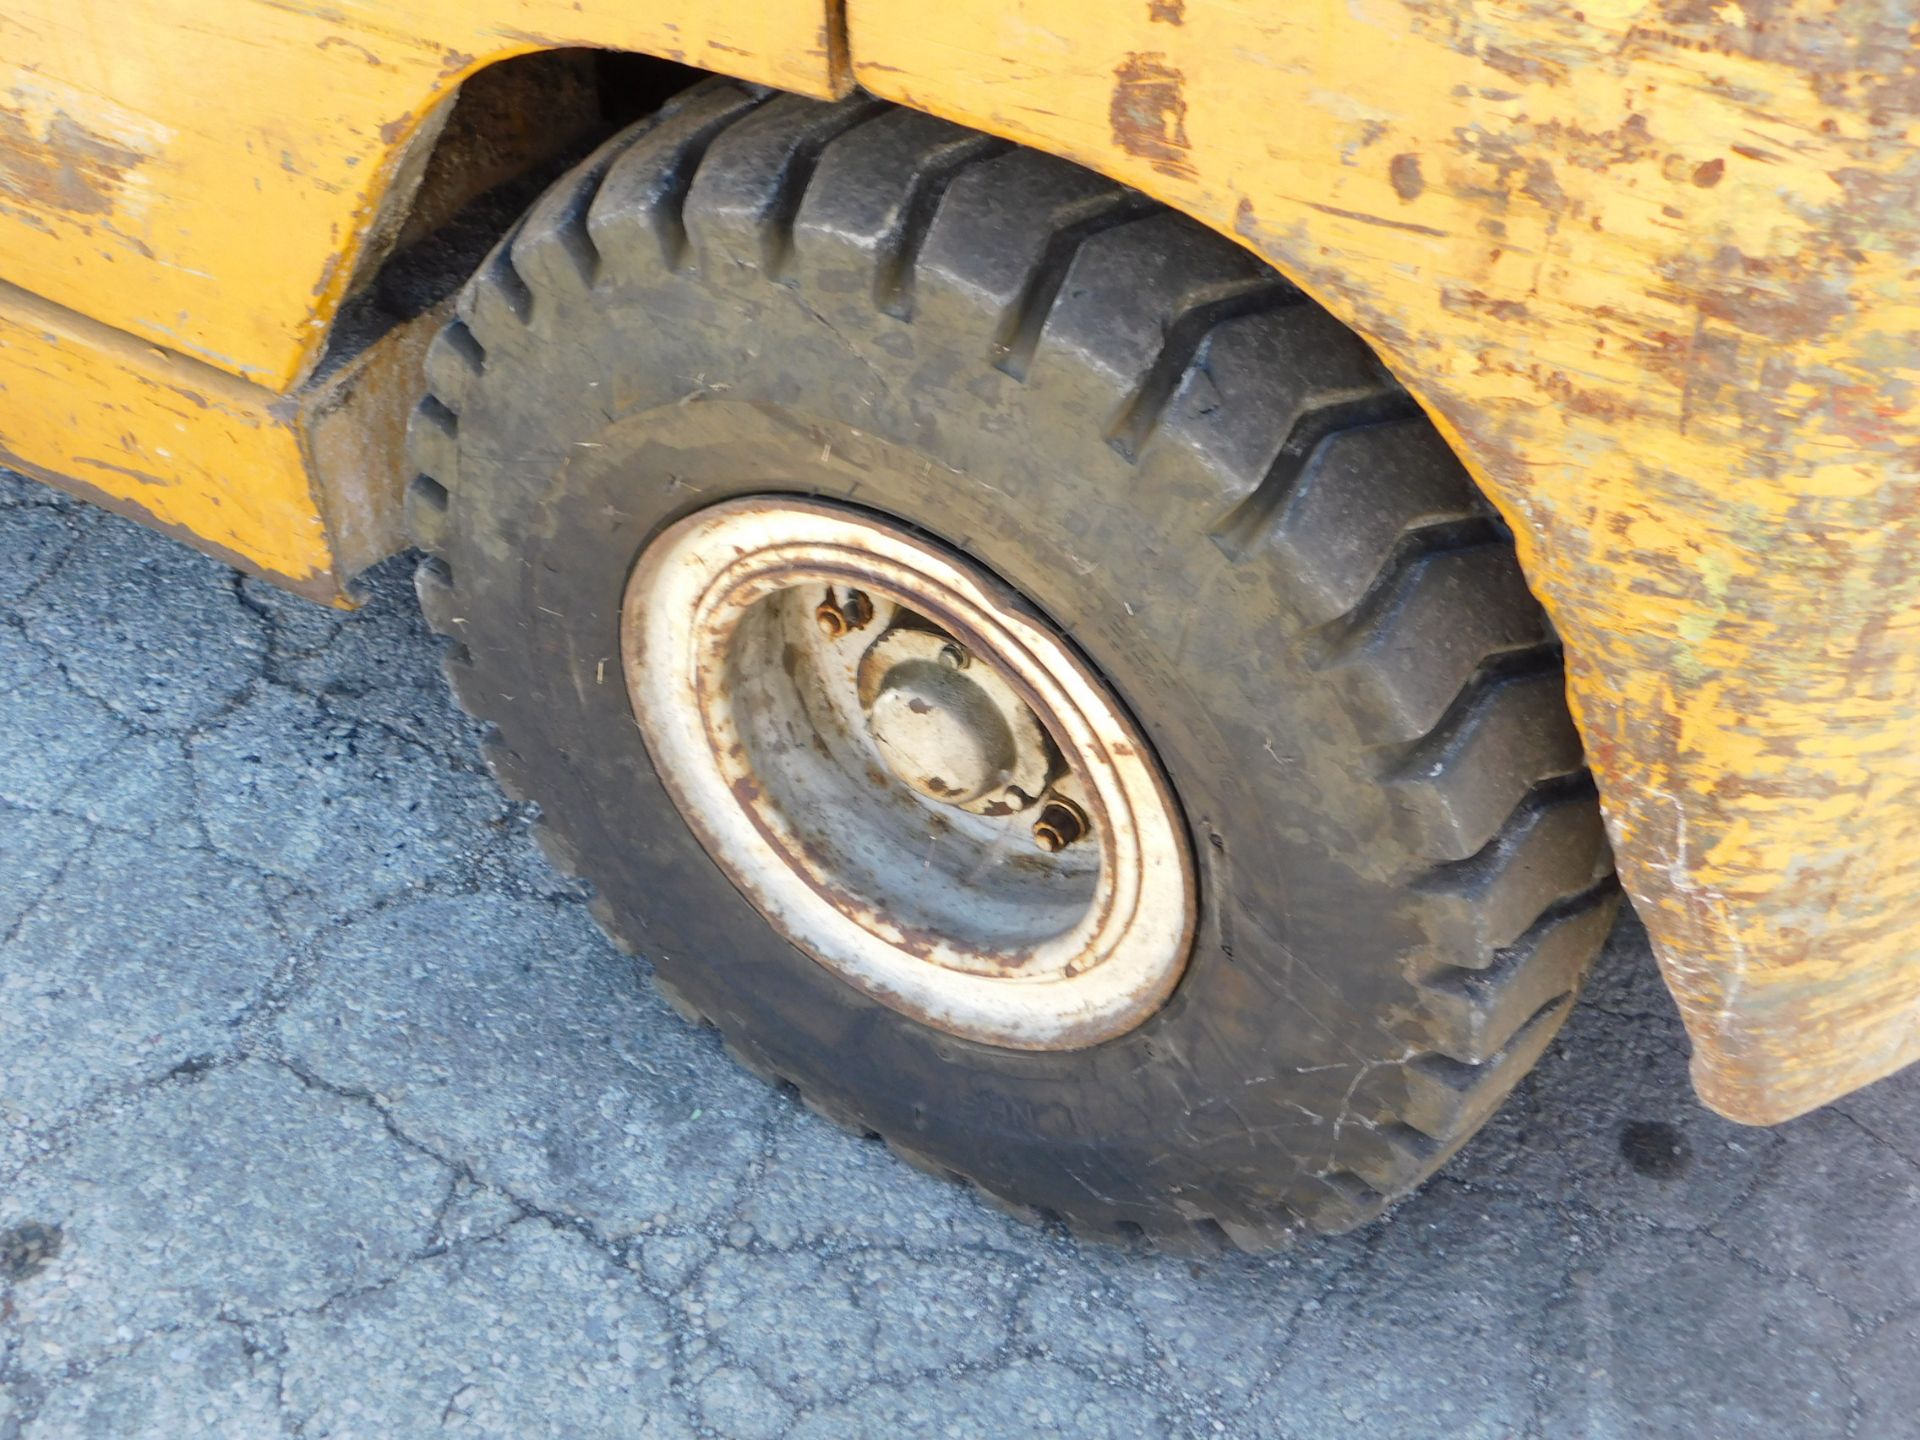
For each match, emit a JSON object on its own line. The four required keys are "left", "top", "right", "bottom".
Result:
{"left": 621, "top": 498, "right": 1194, "bottom": 1049}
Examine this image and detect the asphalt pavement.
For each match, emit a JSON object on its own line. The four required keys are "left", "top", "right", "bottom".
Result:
{"left": 3, "top": 468, "right": 1917, "bottom": 1438}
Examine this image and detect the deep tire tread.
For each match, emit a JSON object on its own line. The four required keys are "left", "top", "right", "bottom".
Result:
{"left": 412, "top": 554, "right": 460, "bottom": 638}
{"left": 405, "top": 474, "right": 451, "bottom": 557}
{"left": 992, "top": 201, "right": 1157, "bottom": 378}
{"left": 460, "top": 239, "right": 534, "bottom": 344}
{"left": 873, "top": 133, "right": 1015, "bottom": 317}
{"left": 1106, "top": 281, "right": 1302, "bottom": 462}
{"left": 1387, "top": 671, "right": 1589, "bottom": 861}
{"left": 586, "top": 82, "right": 779, "bottom": 283}
{"left": 1415, "top": 879, "right": 1619, "bottom": 1064}
{"left": 1210, "top": 398, "right": 1424, "bottom": 560}
{"left": 685, "top": 94, "right": 893, "bottom": 280}
{"left": 1415, "top": 774, "right": 1613, "bottom": 956}
{"left": 422, "top": 321, "right": 486, "bottom": 412}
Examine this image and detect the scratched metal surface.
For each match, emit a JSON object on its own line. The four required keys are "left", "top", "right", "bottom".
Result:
{"left": 850, "top": 0, "right": 1920, "bottom": 1127}
{"left": 5, "top": 474, "right": 1918, "bottom": 1437}
{"left": 0, "top": 0, "right": 842, "bottom": 602}
{"left": 0, "top": 1, "right": 840, "bottom": 389}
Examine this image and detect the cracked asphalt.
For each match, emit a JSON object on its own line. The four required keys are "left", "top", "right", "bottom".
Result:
{"left": 3, "top": 467, "right": 1919, "bottom": 1439}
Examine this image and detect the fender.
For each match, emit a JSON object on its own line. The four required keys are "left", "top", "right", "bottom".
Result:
{"left": 846, "top": 0, "right": 1920, "bottom": 1123}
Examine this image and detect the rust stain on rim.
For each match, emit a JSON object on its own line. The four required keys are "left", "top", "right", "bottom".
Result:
{"left": 621, "top": 496, "right": 1197, "bottom": 1049}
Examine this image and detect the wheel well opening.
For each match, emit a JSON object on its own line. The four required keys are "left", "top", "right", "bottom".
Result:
{"left": 320, "top": 49, "right": 710, "bottom": 378}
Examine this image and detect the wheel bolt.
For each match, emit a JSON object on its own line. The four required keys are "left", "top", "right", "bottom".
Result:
{"left": 1032, "top": 796, "right": 1088, "bottom": 852}
{"left": 816, "top": 588, "right": 874, "bottom": 637}
{"left": 939, "top": 642, "right": 969, "bottom": 669}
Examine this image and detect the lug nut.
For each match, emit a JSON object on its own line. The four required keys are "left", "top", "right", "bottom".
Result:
{"left": 938, "top": 642, "right": 969, "bottom": 669}
{"left": 816, "top": 588, "right": 874, "bottom": 638}
{"left": 1032, "top": 796, "right": 1088, "bottom": 853}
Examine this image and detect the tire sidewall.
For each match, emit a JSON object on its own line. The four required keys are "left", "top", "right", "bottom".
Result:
{"left": 444, "top": 266, "right": 1437, "bottom": 1228}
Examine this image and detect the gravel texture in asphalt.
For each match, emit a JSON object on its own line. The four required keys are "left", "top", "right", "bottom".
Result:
{"left": 3, "top": 469, "right": 1917, "bottom": 1438}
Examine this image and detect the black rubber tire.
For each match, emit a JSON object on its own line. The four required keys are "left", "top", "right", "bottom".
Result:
{"left": 405, "top": 80, "right": 1618, "bottom": 1248}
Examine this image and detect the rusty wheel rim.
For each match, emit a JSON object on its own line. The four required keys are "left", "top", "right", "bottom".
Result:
{"left": 622, "top": 498, "right": 1195, "bottom": 1050}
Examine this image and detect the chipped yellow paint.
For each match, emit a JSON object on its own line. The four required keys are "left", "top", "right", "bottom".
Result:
{"left": 0, "top": 0, "right": 839, "bottom": 598}
{"left": 0, "top": 0, "right": 842, "bottom": 391}
{"left": 850, "top": 0, "right": 1920, "bottom": 1121}
{"left": 0, "top": 281, "right": 338, "bottom": 597}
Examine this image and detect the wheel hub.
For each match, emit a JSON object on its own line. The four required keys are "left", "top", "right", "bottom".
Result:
{"left": 855, "top": 625, "right": 1054, "bottom": 813}
{"left": 621, "top": 497, "right": 1195, "bottom": 1050}
{"left": 865, "top": 658, "right": 1010, "bottom": 803}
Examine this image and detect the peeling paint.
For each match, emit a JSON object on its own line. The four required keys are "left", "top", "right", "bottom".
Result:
{"left": 1389, "top": 152, "right": 1424, "bottom": 201}
{"left": 854, "top": 0, "right": 1920, "bottom": 1123}
{"left": 0, "top": 104, "right": 147, "bottom": 219}
{"left": 0, "top": 0, "right": 841, "bottom": 390}
{"left": 1109, "top": 52, "right": 1194, "bottom": 179}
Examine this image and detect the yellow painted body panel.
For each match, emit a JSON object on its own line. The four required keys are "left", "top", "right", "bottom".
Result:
{"left": 0, "top": 281, "right": 336, "bottom": 595}
{"left": 850, "top": 0, "right": 1920, "bottom": 1120}
{"left": 0, "top": 0, "right": 839, "bottom": 593}
{"left": 0, "top": 1, "right": 840, "bottom": 389}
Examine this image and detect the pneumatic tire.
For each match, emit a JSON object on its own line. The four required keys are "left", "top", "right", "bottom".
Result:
{"left": 406, "top": 80, "right": 1618, "bottom": 1247}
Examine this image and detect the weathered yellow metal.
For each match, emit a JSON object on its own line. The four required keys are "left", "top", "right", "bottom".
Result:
{"left": 0, "top": 0, "right": 842, "bottom": 595}
{"left": 0, "top": 1, "right": 843, "bottom": 388}
{"left": 1, "top": 0, "right": 1915, "bottom": 1120}
{"left": 0, "top": 280, "right": 454, "bottom": 599}
{"left": 848, "top": 0, "right": 1920, "bottom": 1122}
{"left": 0, "top": 281, "right": 339, "bottom": 597}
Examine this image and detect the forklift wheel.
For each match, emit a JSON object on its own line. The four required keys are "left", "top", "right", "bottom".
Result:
{"left": 407, "top": 80, "right": 1617, "bottom": 1247}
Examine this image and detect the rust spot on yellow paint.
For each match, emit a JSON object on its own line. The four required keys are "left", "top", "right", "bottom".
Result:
{"left": 1109, "top": 53, "right": 1193, "bottom": 179}
{"left": 1389, "top": 153, "right": 1424, "bottom": 201}
{"left": 1692, "top": 156, "right": 1726, "bottom": 187}
{"left": 0, "top": 105, "right": 145, "bottom": 219}
{"left": 1480, "top": 44, "right": 1566, "bottom": 86}
{"left": 1660, "top": 245, "right": 1853, "bottom": 347}
{"left": 317, "top": 35, "right": 383, "bottom": 67}
{"left": 1147, "top": 0, "right": 1184, "bottom": 23}
{"left": 1442, "top": 287, "right": 1532, "bottom": 324}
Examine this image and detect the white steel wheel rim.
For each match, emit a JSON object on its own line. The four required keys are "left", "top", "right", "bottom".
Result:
{"left": 621, "top": 498, "right": 1196, "bottom": 1050}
